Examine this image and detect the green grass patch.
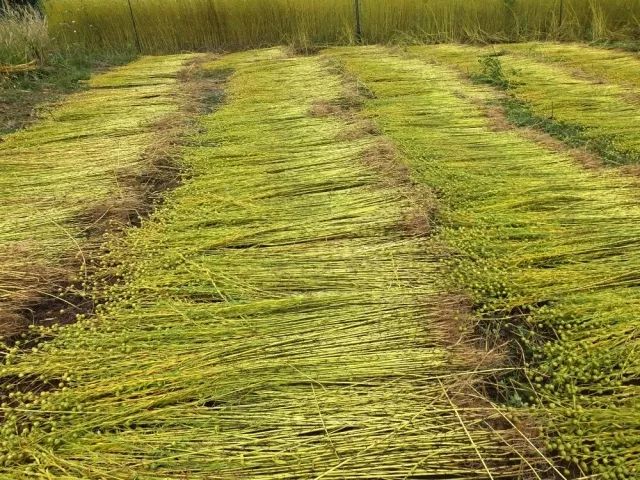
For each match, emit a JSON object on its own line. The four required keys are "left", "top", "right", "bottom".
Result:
{"left": 1, "top": 52, "right": 135, "bottom": 134}
{"left": 591, "top": 40, "right": 640, "bottom": 53}
{"left": 0, "top": 2, "right": 137, "bottom": 134}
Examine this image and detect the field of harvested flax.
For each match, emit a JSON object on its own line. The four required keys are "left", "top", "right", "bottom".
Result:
{"left": 0, "top": 1, "right": 639, "bottom": 479}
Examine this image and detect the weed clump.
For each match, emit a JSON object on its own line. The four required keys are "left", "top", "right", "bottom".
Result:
{"left": 472, "top": 54, "right": 513, "bottom": 90}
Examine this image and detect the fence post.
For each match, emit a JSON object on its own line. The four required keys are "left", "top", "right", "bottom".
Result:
{"left": 127, "top": 0, "right": 142, "bottom": 53}
{"left": 354, "top": 0, "right": 362, "bottom": 43}
{"left": 559, "top": 0, "right": 564, "bottom": 27}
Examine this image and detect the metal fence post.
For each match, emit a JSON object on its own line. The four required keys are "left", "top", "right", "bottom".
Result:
{"left": 354, "top": 0, "right": 362, "bottom": 43}
{"left": 127, "top": 0, "right": 142, "bottom": 53}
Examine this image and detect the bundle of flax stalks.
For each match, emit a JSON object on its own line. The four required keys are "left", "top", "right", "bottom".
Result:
{"left": 0, "top": 59, "right": 36, "bottom": 74}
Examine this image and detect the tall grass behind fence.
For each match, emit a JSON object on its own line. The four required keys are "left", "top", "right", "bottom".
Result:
{"left": 43, "top": 0, "right": 640, "bottom": 55}
{"left": 362, "top": 0, "right": 640, "bottom": 43}
{"left": 44, "top": 0, "right": 355, "bottom": 54}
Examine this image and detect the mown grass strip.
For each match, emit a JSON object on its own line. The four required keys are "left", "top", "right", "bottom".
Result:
{"left": 325, "top": 45, "right": 640, "bottom": 479}
{"left": 411, "top": 44, "right": 640, "bottom": 168}
{"left": 0, "top": 54, "right": 196, "bottom": 336}
{"left": 0, "top": 49, "right": 531, "bottom": 478}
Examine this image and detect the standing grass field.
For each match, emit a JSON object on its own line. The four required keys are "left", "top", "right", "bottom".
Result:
{"left": 43, "top": 0, "right": 640, "bottom": 55}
